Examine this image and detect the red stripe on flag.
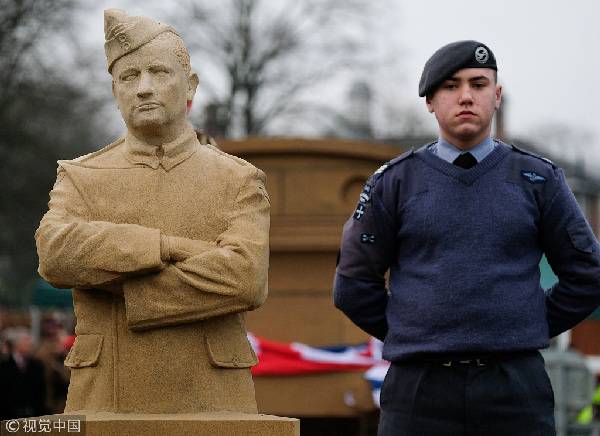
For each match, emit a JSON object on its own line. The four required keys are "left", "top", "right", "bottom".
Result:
{"left": 250, "top": 335, "right": 377, "bottom": 376}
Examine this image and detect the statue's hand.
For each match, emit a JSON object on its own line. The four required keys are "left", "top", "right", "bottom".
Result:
{"left": 165, "top": 236, "right": 214, "bottom": 262}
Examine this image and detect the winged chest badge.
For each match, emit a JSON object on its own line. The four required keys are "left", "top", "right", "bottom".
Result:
{"left": 521, "top": 170, "right": 547, "bottom": 184}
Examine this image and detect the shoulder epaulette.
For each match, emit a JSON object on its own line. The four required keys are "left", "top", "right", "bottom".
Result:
{"left": 352, "top": 148, "right": 414, "bottom": 220}
{"left": 194, "top": 130, "right": 252, "bottom": 168}
{"left": 196, "top": 131, "right": 219, "bottom": 148}
{"left": 371, "top": 148, "right": 415, "bottom": 180}
{"left": 510, "top": 144, "right": 556, "bottom": 169}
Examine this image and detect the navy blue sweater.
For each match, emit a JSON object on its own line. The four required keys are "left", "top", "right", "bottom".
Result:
{"left": 334, "top": 142, "right": 600, "bottom": 362}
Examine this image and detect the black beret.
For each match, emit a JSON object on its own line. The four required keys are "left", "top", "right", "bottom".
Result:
{"left": 419, "top": 40, "right": 497, "bottom": 97}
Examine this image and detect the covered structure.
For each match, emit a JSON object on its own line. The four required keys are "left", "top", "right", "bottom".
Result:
{"left": 219, "top": 137, "right": 400, "bottom": 419}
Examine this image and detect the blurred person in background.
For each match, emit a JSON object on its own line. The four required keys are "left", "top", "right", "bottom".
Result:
{"left": 0, "top": 315, "right": 7, "bottom": 360}
{"left": 35, "top": 318, "right": 70, "bottom": 414}
{"left": 0, "top": 327, "right": 47, "bottom": 419}
{"left": 0, "top": 334, "right": 8, "bottom": 360}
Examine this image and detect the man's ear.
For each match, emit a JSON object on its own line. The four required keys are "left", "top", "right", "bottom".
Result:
{"left": 426, "top": 96, "right": 434, "bottom": 113}
{"left": 187, "top": 72, "right": 199, "bottom": 102}
{"left": 495, "top": 84, "right": 503, "bottom": 110}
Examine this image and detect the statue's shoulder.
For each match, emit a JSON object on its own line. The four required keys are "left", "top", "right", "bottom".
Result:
{"left": 198, "top": 140, "right": 260, "bottom": 180}
{"left": 59, "top": 137, "right": 127, "bottom": 170}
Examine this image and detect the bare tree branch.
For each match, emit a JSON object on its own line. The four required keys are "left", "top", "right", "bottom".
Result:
{"left": 170, "top": 0, "right": 381, "bottom": 137}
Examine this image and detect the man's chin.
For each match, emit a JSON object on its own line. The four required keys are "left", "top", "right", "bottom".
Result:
{"left": 130, "top": 116, "right": 167, "bottom": 131}
{"left": 453, "top": 126, "right": 483, "bottom": 141}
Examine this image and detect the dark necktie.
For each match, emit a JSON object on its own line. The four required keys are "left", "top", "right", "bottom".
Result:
{"left": 453, "top": 152, "right": 477, "bottom": 169}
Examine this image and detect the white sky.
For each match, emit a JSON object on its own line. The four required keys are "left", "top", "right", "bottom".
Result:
{"left": 81, "top": 1, "right": 600, "bottom": 170}
{"left": 389, "top": 0, "right": 600, "bottom": 170}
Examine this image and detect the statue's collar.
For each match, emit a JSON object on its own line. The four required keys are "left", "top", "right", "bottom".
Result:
{"left": 124, "top": 124, "right": 197, "bottom": 171}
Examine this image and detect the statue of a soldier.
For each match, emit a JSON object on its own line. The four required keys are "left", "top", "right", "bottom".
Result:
{"left": 35, "top": 9, "right": 270, "bottom": 414}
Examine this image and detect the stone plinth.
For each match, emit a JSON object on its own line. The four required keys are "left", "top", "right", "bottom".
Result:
{"left": 1, "top": 412, "right": 299, "bottom": 436}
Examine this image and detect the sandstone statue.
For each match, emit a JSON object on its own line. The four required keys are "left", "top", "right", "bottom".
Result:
{"left": 35, "top": 9, "right": 270, "bottom": 414}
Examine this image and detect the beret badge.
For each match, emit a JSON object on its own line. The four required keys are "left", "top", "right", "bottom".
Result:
{"left": 475, "top": 46, "right": 489, "bottom": 64}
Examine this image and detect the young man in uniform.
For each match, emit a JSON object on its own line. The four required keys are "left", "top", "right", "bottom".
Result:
{"left": 334, "top": 40, "right": 600, "bottom": 435}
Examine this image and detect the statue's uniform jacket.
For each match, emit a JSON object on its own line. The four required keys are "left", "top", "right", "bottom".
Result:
{"left": 35, "top": 125, "right": 270, "bottom": 413}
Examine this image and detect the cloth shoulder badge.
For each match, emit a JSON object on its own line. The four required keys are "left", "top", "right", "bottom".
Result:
{"left": 521, "top": 170, "right": 546, "bottom": 184}
{"left": 353, "top": 183, "right": 372, "bottom": 220}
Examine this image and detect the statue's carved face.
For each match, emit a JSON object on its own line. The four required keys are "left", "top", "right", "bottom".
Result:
{"left": 111, "top": 34, "right": 196, "bottom": 136}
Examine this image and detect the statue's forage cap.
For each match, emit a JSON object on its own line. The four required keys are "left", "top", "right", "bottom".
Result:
{"left": 104, "top": 9, "right": 179, "bottom": 73}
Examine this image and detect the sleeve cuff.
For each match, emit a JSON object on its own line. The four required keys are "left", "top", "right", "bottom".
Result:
{"left": 160, "top": 234, "right": 171, "bottom": 262}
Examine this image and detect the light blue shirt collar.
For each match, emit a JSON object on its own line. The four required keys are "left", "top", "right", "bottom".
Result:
{"left": 430, "top": 136, "right": 496, "bottom": 164}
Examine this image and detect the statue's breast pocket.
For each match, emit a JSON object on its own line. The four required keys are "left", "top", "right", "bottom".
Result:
{"left": 166, "top": 199, "right": 228, "bottom": 240}
{"left": 88, "top": 193, "right": 143, "bottom": 224}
